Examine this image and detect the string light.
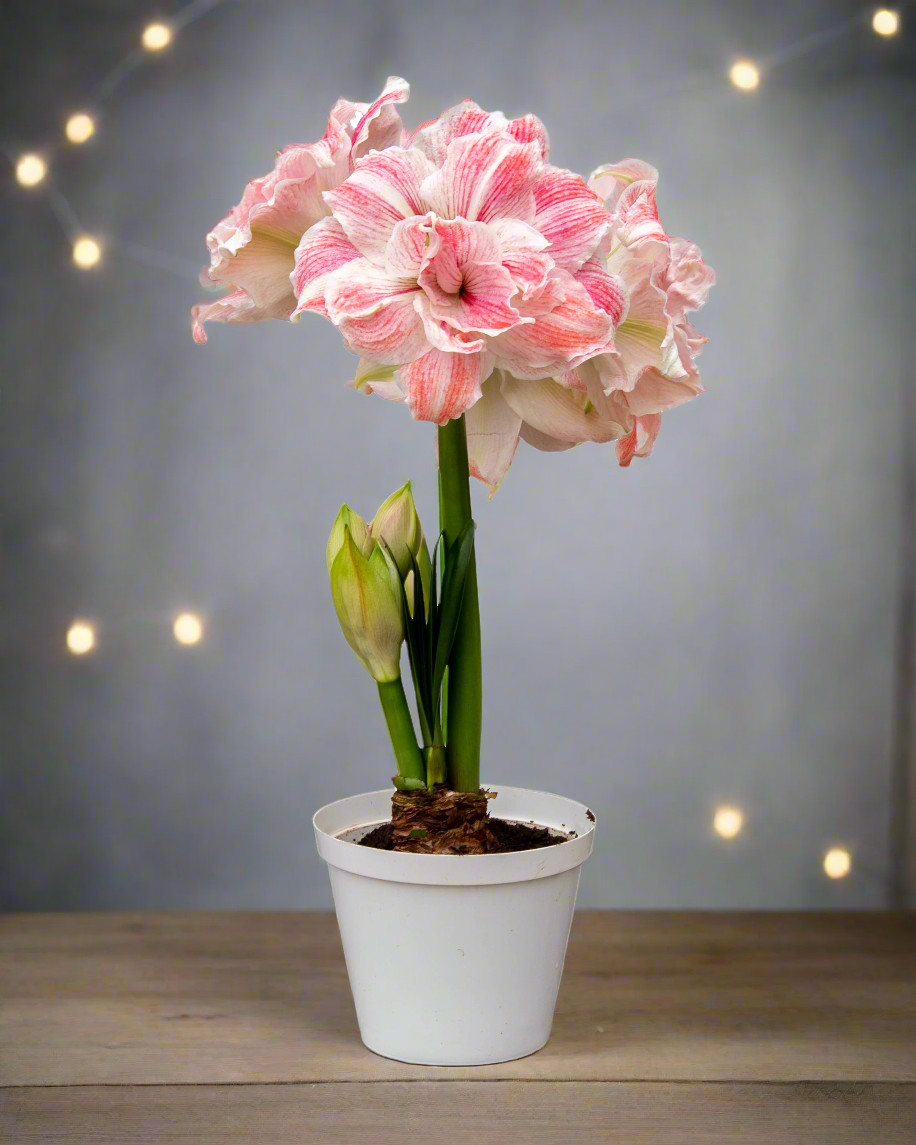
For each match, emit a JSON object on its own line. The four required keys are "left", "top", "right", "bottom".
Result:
{"left": 823, "top": 847, "right": 852, "bottom": 879}
{"left": 65, "top": 112, "right": 96, "bottom": 144}
{"left": 872, "top": 8, "right": 900, "bottom": 35}
{"left": 15, "top": 153, "right": 47, "bottom": 187}
{"left": 713, "top": 806, "right": 744, "bottom": 839}
{"left": 72, "top": 236, "right": 102, "bottom": 269}
{"left": 141, "top": 22, "right": 172, "bottom": 51}
{"left": 729, "top": 60, "right": 760, "bottom": 90}
{"left": 173, "top": 612, "right": 203, "bottom": 645}
{"left": 66, "top": 621, "right": 96, "bottom": 655}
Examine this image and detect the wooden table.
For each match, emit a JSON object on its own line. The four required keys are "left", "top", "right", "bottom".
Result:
{"left": 1, "top": 912, "right": 914, "bottom": 1143}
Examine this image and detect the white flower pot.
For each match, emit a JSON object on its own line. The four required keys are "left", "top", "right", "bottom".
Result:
{"left": 313, "top": 784, "right": 596, "bottom": 1066}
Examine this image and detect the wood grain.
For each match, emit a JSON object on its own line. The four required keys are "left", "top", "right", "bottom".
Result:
{"left": 3, "top": 1082, "right": 915, "bottom": 1144}
{"left": 1, "top": 912, "right": 914, "bottom": 1087}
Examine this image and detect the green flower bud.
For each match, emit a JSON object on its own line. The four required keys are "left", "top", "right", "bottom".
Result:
{"left": 329, "top": 526, "right": 404, "bottom": 683}
{"left": 370, "top": 481, "right": 431, "bottom": 605}
{"left": 326, "top": 505, "right": 372, "bottom": 575}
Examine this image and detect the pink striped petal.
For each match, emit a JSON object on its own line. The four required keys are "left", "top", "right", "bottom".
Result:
{"left": 206, "top": 231, "right": 298, "bottom": 315}
{"left": 505, "top": 114, "right": 549, "bottom": 160}
{"left": 410, "top": 101, "right": 501, "bottom": 166}
{"left": 290, "top": 216, "right": 361, "bottom": 318}
{"left": 464, "top": 373, "right": 523, "bottom": 493}
{"left": 489, "top": 271, "right": 614, "bottom": 379}
{"left": 588, "top": 158, "right": 659, "bottom": 213}
{"left": 398, "top": 348, "right": 494, "bottom": 424}
{"left": 336, "top": 299, "right": 428, "bottom": 366}
{"left": 616, "top": 414, "right": 661, "bottom": 467}
{"left": 349, "top": 76, "right": 411, "bottom": 161}
{"left": 625, "top": 368, "right": 704, "bottom": 416}
{"left": 660, "top": 238, "right": 716, "bottom": 320}
{"left": 422, "top": 260, "right": 522, "bottom": 336}
{"left": 608, "top": 254, "right": 669, "bottom": 386}
{"left": 192, "top": 289, "right": 292, "bottom": 345}
{"left": 325, "top": 148, "right": 435, "bottom": 265}
{"left": 574, "top": 257, "right": 628, "bottom": 325}
{"left": 325, "top": 259, "right": 420, "bottom": 320}
{"left": 414, "top": 296, "right": 486, "bottom": 355}
{"left": 490, "top": 218, "right": 554, "bottom": 299}
{"left": 533, "top": 167, "right": 611, "bottom": 273}
{"left": 421, "top": 131, "right": 542, "bottom": 225}
{"left": 385, "top": 215, "right": 433, "bottom": 278}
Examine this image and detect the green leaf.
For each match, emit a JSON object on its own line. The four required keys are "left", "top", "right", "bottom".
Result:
{"left": 431, "top": 520, "right": 476, "bottom": 707}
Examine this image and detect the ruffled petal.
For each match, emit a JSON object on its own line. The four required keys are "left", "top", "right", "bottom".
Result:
{"left": 324, "top": 147, "right": 435, "bottom": 265}
{"left": 588, "top": 158, "right": 658, "bottom": 213}
{"left": 348, "top": 359, "right": 407, "bottom": 403}
{"left": 325, "top": 258, "right": 420, "bottom": 320}
{"left": 574, "top": 256, "right": 628, "bottom": 325}
{"left": 192, "top": 289, "right": 289, "bottom": 345}
{"left": 590, "top": 160, "right": 666, "bottom": 251}
{"left": 500, "top": 374, "right": 628, "bottom": 444}
{"left": 420, "top": 131, "right": 542, "bottom": 225}
{"left": 349, "top": 76, "right": 411, "bottom": 161}
{"left": 489, "top": 270, "right": 614, "bottom": 379}
{"left": 464, "top": 372, "right": 523, "bottom": 492}
{"left": 607, "top": 254, "right": 669, "bottom": 387}
{"left": 625, "top": 367, "right": 704, "bottom": 416}
{"left": 207, "top": 231, "right": 297, "bottom": 314}
{"left": 290, "top": 216, "right": 361, "bottom": 319}
{"left": 410, "top": 100, "right": 550, "bottom": 167}
{"left": 660, "top": 237, "right": 716, "bottom": 320}
{"left": 490, "top": 218, "right": 554, "bottom": 300}
{"left": 398, "top": 348, "right": 494, "bottom": 424}
{"left": 385, "top": 215, "right": 433, "bottom": 279}
{"left": 616, "top": 414, "right": 661, "bottom": 466}
{"left": 533, "top": 167, "right": 611, "bottom": 273}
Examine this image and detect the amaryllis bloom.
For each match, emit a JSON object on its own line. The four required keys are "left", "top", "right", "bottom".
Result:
{"left": 194, "top": 84, "right": 714, "bottom": 491}
{"left": 191, "top": 77, "right": 410, "bottom": 344}
{"left": 291, "top": 100, "right": 620, "bottom": 425}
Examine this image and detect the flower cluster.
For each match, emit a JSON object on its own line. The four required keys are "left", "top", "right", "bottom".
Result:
{"left": 194, "top": 78, "right": 714, "bottom": 490}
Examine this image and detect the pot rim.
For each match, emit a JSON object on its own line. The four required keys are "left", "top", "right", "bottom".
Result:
{"left": 313, "top": 784, "right": 595, "bottom": 886}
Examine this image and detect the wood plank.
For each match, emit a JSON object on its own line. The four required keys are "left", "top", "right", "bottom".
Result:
{"left": 3, "top": 1082, "right": 915, "bottom": 1144}
{"left": 1, "top": 912, "right": 914, "bottom": 1086}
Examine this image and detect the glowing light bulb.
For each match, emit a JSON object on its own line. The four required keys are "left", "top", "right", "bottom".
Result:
{"left": 66, "top": 622, "right": 96, "bottom": 655}
{"left": 65, "top": 112, "right": 96, "bottom": 144}
{"left": 872, "top": 9, "right": 899, "bottom": 35}
{"left": 72, "top": 236, "right": 101, "bottom": 269}
{"left": 713, "top": 806, "right": 744, "bottom": 839}
{"left": 15, "top": 153, "right": 46, "bottom": 187}
{"left": 142, "top": 22, "right": 172, "bottom": 50}
{"left": 823, "top": 848, "right": 851, "bottom": 879}
{"left": 173, "top": 612, "right": 203, "bottom": 645}
{"left": 729, "top": 60, "right": 760, "bottom": 91}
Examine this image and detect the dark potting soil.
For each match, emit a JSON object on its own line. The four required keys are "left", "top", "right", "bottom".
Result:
{"left": 357, "top": 818, "right": 576, "bottom": 853}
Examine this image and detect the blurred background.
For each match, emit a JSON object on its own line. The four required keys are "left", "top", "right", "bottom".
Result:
{"left": 1, "top": 0, "right": 914, "bottom": 910}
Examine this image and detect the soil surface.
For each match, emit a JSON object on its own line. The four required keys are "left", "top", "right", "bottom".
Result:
{"left": 358, "top": 817, "right": 575, "bottom": 853}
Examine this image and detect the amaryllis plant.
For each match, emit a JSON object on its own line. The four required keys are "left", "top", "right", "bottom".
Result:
{"left": 194, "top": 77, "right": 714, "bottom": 853}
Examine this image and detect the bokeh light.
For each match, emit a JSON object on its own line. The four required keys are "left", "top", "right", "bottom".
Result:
{"left": 65, "top": 112, "right": 96, "bottom": 144}
{"left": 173, "top": 612, "right": 203, "bottom": 645}
{"left": 729, "top": 60, "right": 760, "bottom": 91}
{"left": 872, "top": 9, "right": 900, "bottom": 35}
{"left": 15, "top": 153, "right": 47, "bottom": 187}
{"left": 713, "top": 806, "right": 744, "bottom": 839}
{"left": 72, "top": 236, "right": 102, "bottom": 268}
{"left": 66, "top": 622, "right": 96, "bottom": 655}
{"left": 141, "top": 23, "right": 172, "bottom": 51}
{"left": 823, "top": 847, "right": 852, "bottom": 879}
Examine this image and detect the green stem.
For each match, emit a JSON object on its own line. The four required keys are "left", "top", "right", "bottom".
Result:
{"left": 377, "top": 678, "right": 426, "bottom": 784}
{"left": 437, "top": 415, "right": 482, "bottom": 793}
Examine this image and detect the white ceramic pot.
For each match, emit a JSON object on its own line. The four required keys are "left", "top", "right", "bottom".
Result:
{"left": 313, "top": 784, "right": 595, "bottom": 1066}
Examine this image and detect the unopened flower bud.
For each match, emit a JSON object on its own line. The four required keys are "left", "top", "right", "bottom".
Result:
{"left": 370, "top": 481, "right": 431, "bottom": 606}
{"left": 329, "top": 526, "right": 404, "bottom": 683}
{"left": 326, "top": 505, "right": 372, "bottom": 574}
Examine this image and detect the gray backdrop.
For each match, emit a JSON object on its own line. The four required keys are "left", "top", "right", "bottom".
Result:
{"left": 2, "top": 0, "right": 914, "bottom": 909}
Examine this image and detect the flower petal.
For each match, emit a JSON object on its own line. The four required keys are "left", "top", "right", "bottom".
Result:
{"left": 421, "top": 131, "right": 542, "bottom": 225}
{"left": 616, "top": 414, "right": 661, "bottom": 467}
{"left": 398, "top": 348, "right": 494, "bottom": 424}
{"left": 208, "top": 231, "right": 297, "bottom": 313}
{"left": 410, "top": 100, "right": 503, "bottom": 166}
{"left": 533, "top": 167, "right": 611, "bottom": 273}
{"left": 192, "top": 289, "right": 289, "bottom": 345}
{"left": 489, "top": 270, "right": 614, "bottom": 379}
{"left": 290, "top": 216, "right": 361, "bottom": 319}
{"left": 625, "top": 367, "right": 704, "bottom": 416}
{"left": 607, "top": 254, "right": 669, "bottom": 386}
{"left": 325, "top": 147, "right": 435, "bottom": 265}
{"left": 519, "top": 422, "right": 577, "bottom": 452}
{"left": 348, "top": 359, "right": 407, "bottom": 403}
{"left": 464, "top": 372, "right": 523, "bottom": 492}
{"left": 385, "top": 215, "right": 432, "bottom": 279}
{"left": 588, "top": 158, "right": 658, "bottom": 212}
{"left": 574, "top": 257, "right": 628, "bottom": 325}
{"left": 660, "top": 237, "right": 716, "bottom": 320}
{"left": 349, "top": 76, "right": 411, "bottom": 161}
{"left": 423, "top": 260, "right": 523, "bottom": 335}
{"left": 326, "top": 258, "right": 420, "bottom": 320}
{"left": 500, "top": 374, "right": 627, "bottom": 443}
{"left": 490, "top": 218, "right": 554, "bottom": 299}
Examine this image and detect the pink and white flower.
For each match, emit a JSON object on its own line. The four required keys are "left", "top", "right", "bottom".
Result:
{"left": 291, "top": 100, "right": 620, "bottom": 425}
{"left": 191, "top": 77, "right": 409, "bottom": 344}
{"left": 194, "top": 86, "right": 714, "bottom": 489}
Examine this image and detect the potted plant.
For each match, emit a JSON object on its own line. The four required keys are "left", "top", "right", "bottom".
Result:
{"left": 193, "top": 76, "right": 714, "bottom": 1065}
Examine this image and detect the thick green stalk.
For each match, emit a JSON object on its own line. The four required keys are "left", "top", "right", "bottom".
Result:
{"left": 437, "top": 415, "right": 482, "bottom": 793}
{"left": 377, "top": 678, "right": 426, "bottom": 784}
